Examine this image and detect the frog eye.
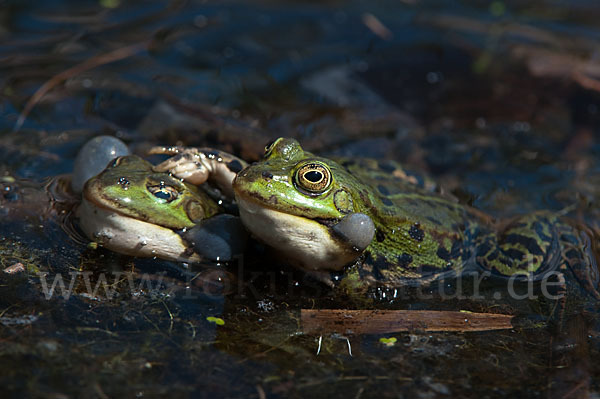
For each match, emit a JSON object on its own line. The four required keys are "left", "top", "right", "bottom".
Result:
{"left": 147, "top": 184, "right": 178, "bottom": 203}
{"left": 111, "top": 156, "right": 124, "bottom": 168}
{"left": 294, "top": 162, "right": 332, "bottom": 194}
{"left": 264, "top": 139, "right": 276, "bottom": 157}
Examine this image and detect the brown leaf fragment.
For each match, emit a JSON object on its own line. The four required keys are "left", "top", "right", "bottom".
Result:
{"left": 3, "top": 263, "right": 25, "bottom": 274}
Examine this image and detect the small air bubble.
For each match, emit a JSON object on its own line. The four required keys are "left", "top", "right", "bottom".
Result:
{"left": 194, "top": 15, "right": 208, "bottom": 28}
{"left": 512, "top": 121, "right": 530, "bottom": 132}
{"left": 426, "top": 71, "right": 441, "bottom": 84}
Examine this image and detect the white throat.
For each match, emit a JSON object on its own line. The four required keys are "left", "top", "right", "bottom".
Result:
{"left": 236, "top": 196, "right": 359, "bottom": 271}
{"left": 76, "top": 197, "right": 201, "bottom": 263}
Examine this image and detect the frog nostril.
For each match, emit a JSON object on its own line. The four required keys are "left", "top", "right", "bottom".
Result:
{"left": 261, "top": 171, "right": 273, "bottom": 179}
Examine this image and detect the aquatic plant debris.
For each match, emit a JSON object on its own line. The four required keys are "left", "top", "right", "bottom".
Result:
{"left": 3, "top": 263, "right": 25, "bottom": 274}
{"left": 14, "top": 41, "right": 149, "bottom": 132}
{"left": 0, "top": 314, "right": 39, "bottom": 326}
{"left": 379, "top": 337, "right": 397, "bottom": 347}
{"left": 206, "top": 316, "right": 225, "bottom": 326}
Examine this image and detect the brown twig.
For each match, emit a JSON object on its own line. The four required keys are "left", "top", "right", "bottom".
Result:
{"left": 572, "top": 70, "right": 600, "bottom": 93}
{"left": 301, "top": 309, "right": 515, "bottom": 334}
{"left": 14, "top": 41, "right": 150, "bottom": 132}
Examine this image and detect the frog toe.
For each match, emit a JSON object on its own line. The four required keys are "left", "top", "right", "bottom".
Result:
{"left": 153, "top": 152, "right": 210, "bottom": 185}
{"left": 182, "top": 214, "right": 247, "bottom": 262}
{"left": 332, "top": 213, "right": 375, "bottom": 252}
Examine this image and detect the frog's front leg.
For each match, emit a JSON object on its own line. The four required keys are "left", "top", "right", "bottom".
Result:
{"left": 149, "top": 146, "right": 247, "bottom": 198}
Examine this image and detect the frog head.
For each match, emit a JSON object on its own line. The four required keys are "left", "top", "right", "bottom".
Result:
{"left": 77, "top": 155, "right": 220, "bottom": 262}
{"left": 83, "top": 155, "right": 218, "bottom": 229}
{"left": 232, "top": 138, "right": 375, "bottom": 273}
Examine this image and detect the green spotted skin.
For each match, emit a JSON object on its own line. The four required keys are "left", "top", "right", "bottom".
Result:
{"left": 342, "top": 159, "right": 475, "bottom": 281}
{"left": 233, "top": 138, "right": 599, "bottom": 297}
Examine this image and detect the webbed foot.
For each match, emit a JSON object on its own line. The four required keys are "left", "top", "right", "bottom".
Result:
{"left": 150, "top": 147, "right": 246, "bottom": 198}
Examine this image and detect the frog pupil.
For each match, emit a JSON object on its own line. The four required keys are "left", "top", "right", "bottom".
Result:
{"left": 295, "top": 162, "right": 331, "bottom": 193}
{"left": 147, "top": 184, "right": 177, "bottom": 202}
{"left": 304, "top": 170, "right": 323, "bottom": 183}
{"left": 154, "top": 189, "right": 172, "bottom": 201}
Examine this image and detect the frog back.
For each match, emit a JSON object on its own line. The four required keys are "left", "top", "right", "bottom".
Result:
{"left": 335, "top": 157, "right": 482, "bottom": 285}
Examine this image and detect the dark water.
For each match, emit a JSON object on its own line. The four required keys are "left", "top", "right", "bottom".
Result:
{"left": 1, "top": 1, "right": 600, "bottom": 398}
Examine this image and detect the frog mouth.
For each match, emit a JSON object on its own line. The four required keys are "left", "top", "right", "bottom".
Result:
{"left": 76, "top": 197, "right": 201, "bottom": 263}
{"left": 233, "top": 184, "right": 337, "bottom": 227}
{"left": 232, "top": 184, "right": 281, "bottom": 211}
{"left": 81, "top": 178, "right": 139, "bottom": 221}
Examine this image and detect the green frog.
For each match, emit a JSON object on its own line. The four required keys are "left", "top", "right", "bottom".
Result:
{"left": 231, "top": 137, "right": 600, "bottom": 298}
{"left": 77, "top": 149, "right": 247, "bottom": 263}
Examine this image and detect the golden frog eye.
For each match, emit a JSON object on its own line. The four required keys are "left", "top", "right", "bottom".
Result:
{"left": 295, "top": 162, "right": 332, "bottom": 194}
{"left": 147, "top": 184, "right": 178, "bottom": 203}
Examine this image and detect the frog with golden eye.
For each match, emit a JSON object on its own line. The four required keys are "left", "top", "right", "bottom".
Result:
{"left": 229, "top": 138, "right": 599, "bottom": 301}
